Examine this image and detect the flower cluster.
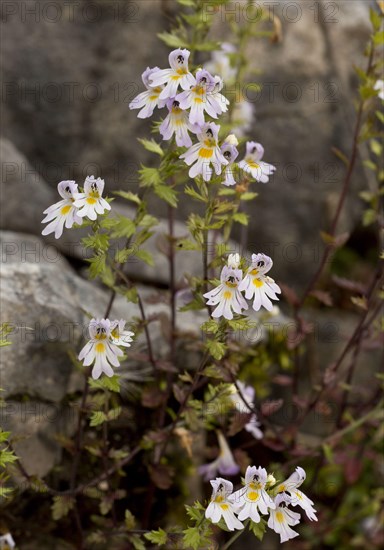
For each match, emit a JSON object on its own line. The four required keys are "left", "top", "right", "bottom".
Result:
{"left": 204, "top": 252, "right": 281, "bottom": 320}
{"left": 205, "top": 466, "right": 317, "bottom": 542}
{"left": 41, "top": 176, "right": 110, "bottom": 239}
{"left": 78, "top": 318, "right": 134, "bottom": 379}
{"left": 130, "top": 48, "right": 275, "bottom": 184}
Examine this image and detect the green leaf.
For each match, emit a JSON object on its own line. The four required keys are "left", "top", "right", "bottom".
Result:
{"left": 182, "top": 527, "right": 201, "bottom": 550}
{"left": 201, "top": 320, "right": 220, "bottom": 334}
{"left": 129, "top": 534, "right": 146, "bottom": 550}
{"left": 218, "top": 187, "right": 236, "bottom": 196}
{"left": 144, "top": 528, "right": 168, "bottom": 545}
{"left": 177, "top": 0, "right": 196, "bottom": 6}
{"left": 370, "top": 139, "right": 382, "bottom": 156}
{"left": 185, "top": 185, "right": 207, "bottom": 202}
{"left": 109, "top": 216, "right": 136, "bottom": 239}
{"left": 232, "top": 212, "right": 249, "bottom": 225}
{"left": 51, "top": 496, "right": 75, "bottom": 521}
{"left": 138, "top": 138, "right": 164, "bottom": 156}
{"left": 134, "top": 249, "right": 154, "bottom": 266}
{"left": 240, "top": 192, "right": 258, "bottom": 201}
{"left": 205, "top": 339, "right": 226, "bottom": 360}
{"left": 89, "top": 411, "right": 107, "bottom": 427}
{"left": 155, "top": 184, "right": 178, "bottom": 207}
{"left": 157, "top": 32, "right": 188, "bottom": 48}
{"left": 114, "top": 191, "right": 141, "bottom": 205}
{"left": 89, "top": 375, "right": 121, "bottom": 393}
{"left": 249, "top": 518, "right": 267, "bottom": 541}
{"left": 139, "top": 166, "right": 162, "bottom": 187}
{"left": 373, "top": 30, "right": 384, "bottom": 46}
{"left": 88, "top": 253, "right": 107, "bottom": 279}
{"left": 370, "top": 8, "right": 382, "bottom": 32}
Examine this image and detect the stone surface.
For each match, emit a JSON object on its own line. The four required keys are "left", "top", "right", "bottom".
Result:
{"left": 1, "top": 0, "right": 375, "bottom": 289}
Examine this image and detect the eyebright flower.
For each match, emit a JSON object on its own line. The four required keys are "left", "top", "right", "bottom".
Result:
{"left": 0, "top": 533, "right": 16, "bottom": 549}
{"left": 129, "top": 67, "right": 166, "bottom": 119}
{"left": 205, "top": 478, "right": 244, "bottom": 531}
{"left": 159, "top": 99, "right": 199, "bottom": 148}
{"left": 227, "top": 252, "right": 240, "bottom": 269}
{"left": 374, "top": 79, "right": 384, "bottom": 101}
{"left": 203, "top": 261, "right": 248, "bottom": 320}
{"left": 229, "top": 381, "right": 263, "bottom": 440}
{"left": 210, "top": 76, "right": 230, "bottom": 116}
{"left": 238, "top": 141, "right": 276, "bottom": 183}
{"left": 110, "top": 319, "right": 134, "bottom": 348}
{"left": 176, "top": 69, "right": 222, "bottom": 127}
{"left": 221, "top": 137, "right": 239, "bottom": 186}
{"left": 180, "top": 122, "right": 228, "bottom": 182}
{"left": 233, "top": 466, "right": 276, "bottom": 523}
{"left": 268, "top": 494, "right": 301, "bottom": 543}
{"left": 78, "top": 318, "right": 124, "bottom": 379}
{"left": 198, "top": 431, "right": 240, "bottom": 481}
{"left": 41, "top": 181, "right": 82, "bottom": 239}
{"left": 276, "top": 467, "right": 318, "bottom": 521}
{"left": 73, "top": 176, "right": 111, "bottom": 221}
{"left": 238, "top": 253, "right": 281, "bottom": 312}
{"left": 149, "top": 48, "right": 195, "bottom": 101}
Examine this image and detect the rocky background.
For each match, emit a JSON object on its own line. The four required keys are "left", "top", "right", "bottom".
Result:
{"left": 0, "top": 0, "right": 381, "bottom": 544}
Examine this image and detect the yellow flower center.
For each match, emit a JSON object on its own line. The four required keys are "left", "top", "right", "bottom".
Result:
{"left": 246, "top": 159, "right": 260, "bottom": 170}
{"left": 95, "top": 342, "right": 105, "bottom": 353}
{"left": 223, "top": 290, "right": 232, "bottom": 299}
{"left": 250, "top": 268, "right": 259, "bottom": 276}
{"left": 247, "top": 491, "right": 260, "bottom": 501}
{"left": 252, "top": 278, "right": 264, "bottom": 288}
{"left": 204, "top": 138, "right": 215, "bottom": 147}
{"left": 86, "top": 197, "right": 97, "bottom": 205}
{"left": 199, "top": 148, "right": 213, "bottom": 159}
{"left": 276, "top": 511, "right": 284, "bottom": 524}
{"left": 60, "top": 205, "right": 72, "bottom": 215}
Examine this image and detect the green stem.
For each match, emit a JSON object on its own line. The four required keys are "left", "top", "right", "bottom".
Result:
{"left": 222, "top": 520, "right": 249, "bottom": 550}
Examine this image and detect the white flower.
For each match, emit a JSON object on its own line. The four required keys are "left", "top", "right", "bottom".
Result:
{"left": 233, "top": 466, "right": 276, "bottom": 523}
{"left": 268, "top": 494, "right": 301, "bottom": 543}
{"left": 0, "top": 533, "right": 16, "bottom": 549}
{"left": 129, "top": 67, "right": 166, "bottom": 119}
{"left": 41, "top": 180, "right": 82, "bottom": 239}
{"left": 276, "top": 467, "right": 318, "bottom": 521}
{"left": 210, "top": 75, "right": 230, "bottom": 116}
{"left": 238, "top": 253, "right": 281, "bottom": 312}
{"left": 180, "top": 122, "right": 228, "bottom": 182}
{"left": 198, "top": 431, "right": 240, "bottom": 481}
{"left": 225, "top": 134, "right": 239, "bottom": 146}
{"left": 78, "top": 318, "right": 123, "bottom": 380}
{"left": 73, "top": 176, "right": 111, "bottom": 221}
{"left": 238, "top": 141, "right": 276, "bottom": 183}
{"left": 149, "top": 48, "right": 195, "bottom": 101}
{"left": 374, "top": 79, "right": 384, "bottom": 100}
{"left": 229, "top": 381, "right": 263, "bottom": 440}
{"left": 176, "top": 69, "right": 221, "bottom": 126}
{"left": 110, "top": 319, "right": 134, "bottom": 348}
{"left": 205, "top": 478, "right": 244, "bottom": 531}
{"left": 205, "top": 43, "right": 237, "bottom": 84}
{"left": 204, "top": 263, "right": 248, "bottom": 320}
{"left": 159, "top": 99, "right": 199, "bottom": 147}
{"left": 221, "top": 139, "right": 239, "bottom": 186}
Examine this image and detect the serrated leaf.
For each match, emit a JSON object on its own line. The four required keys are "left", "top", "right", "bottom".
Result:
{"left": 89, "top": 411, "right": 107, "bottom": 427}
{"left": 201, "top": 320, "right": 220, "bottom": 334}
{"left": 144, "top": 528, "right": 167, "bottom": 545}
{"left": 155, "top": 184, "right": 178, "bottom": 207}
{"left": 138, "top": 138, "right": 164, "bottom": 156}
{"left": 205, "top": 339, "right": 226, "bottom": 360}
{"left": 139, "top": 166, "right": 162, "bottom": 187}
